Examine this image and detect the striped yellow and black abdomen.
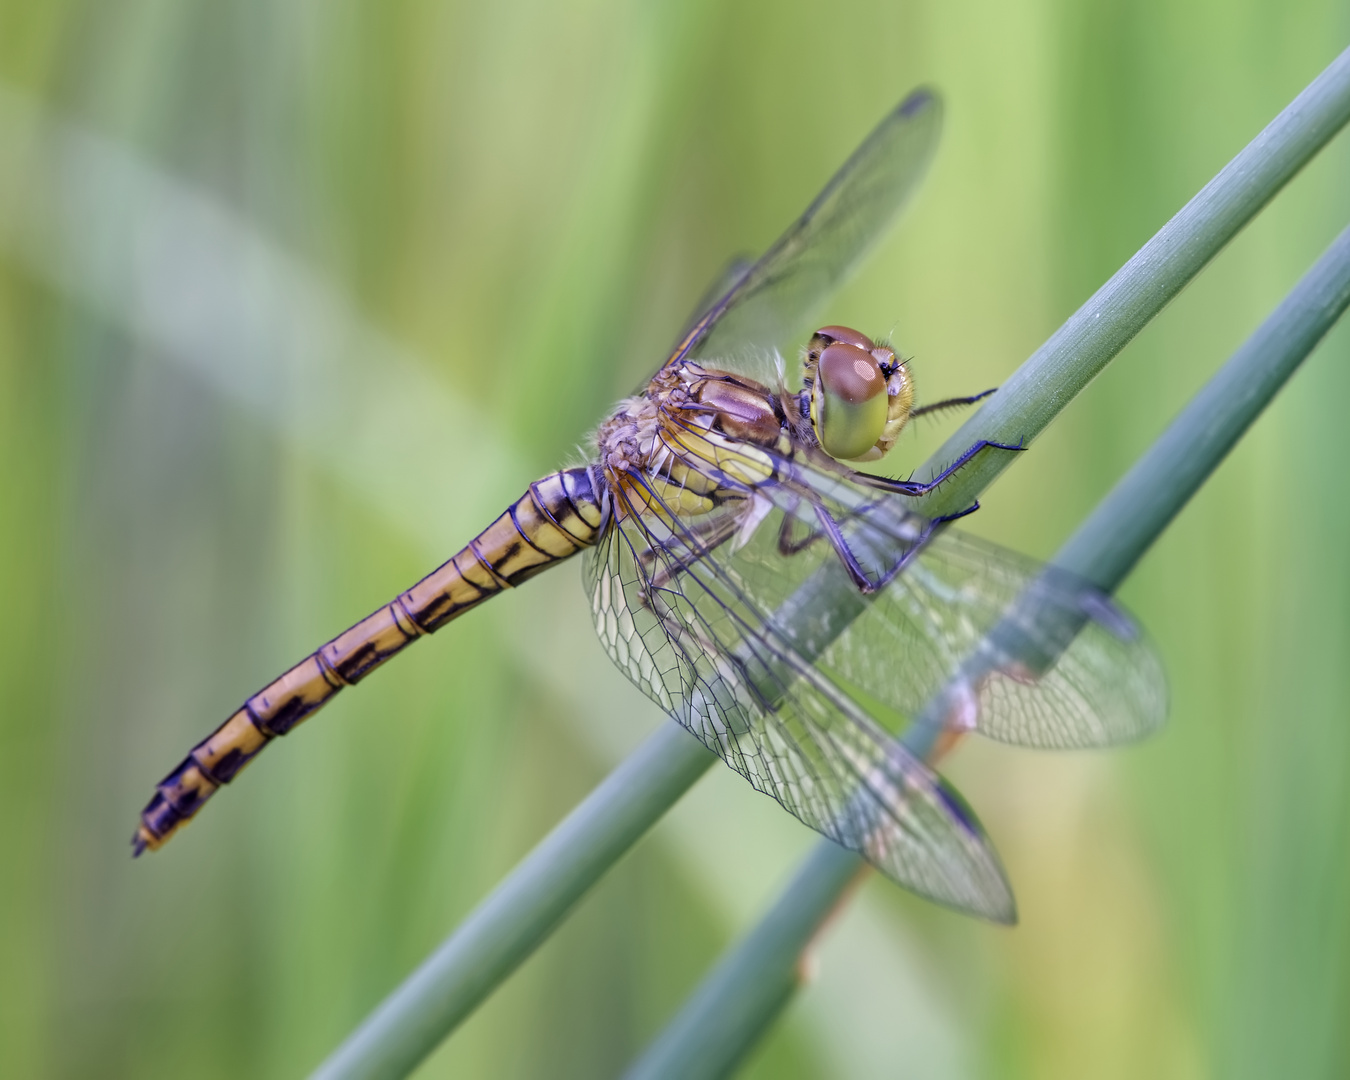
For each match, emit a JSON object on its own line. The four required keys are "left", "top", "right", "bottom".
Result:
{"left": 133, "top": 467, "right": 607, "bottom": 855}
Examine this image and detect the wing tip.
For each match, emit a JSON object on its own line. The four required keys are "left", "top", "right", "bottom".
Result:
{"left": 955, "top": 872, "right": 1019, "bottom": 926}
{"left": 898, "top": 85, "right": 943, "bottom": 121}
{"left": 990, "top": 896, "right": 1020, "bottom": 926}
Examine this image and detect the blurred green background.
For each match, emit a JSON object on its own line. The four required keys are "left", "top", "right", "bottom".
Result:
{"left": 1, "top": 1, "right": 1348, "bottom": 1077}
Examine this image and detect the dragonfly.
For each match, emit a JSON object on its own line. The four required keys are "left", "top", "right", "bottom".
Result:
{"left": 133, "top": 88, "right": 1165, "bottom": 922}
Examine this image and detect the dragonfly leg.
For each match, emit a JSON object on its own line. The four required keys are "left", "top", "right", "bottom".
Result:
{"left": 810, "top": 497, "right": 982, "bottom": 595}
{"left": 869, "top": 501, "right": 987, "bottom": 590}
{"left": 777, "top": 504, "right": 824, "bottom": 556}
{"left": 776, "top": 486, "right": 899, "bottom": 559}
{"left": 909, "top": 387, "right": 996, "bottom": 420}
{"left": 850, "top": 438, "right": 1025, "bottom": 497}
{"left": 811, "top": 502, "right": 909, "bottom": 594}
{"left": 932, "top": 501, "right": 981, "bottom": 525}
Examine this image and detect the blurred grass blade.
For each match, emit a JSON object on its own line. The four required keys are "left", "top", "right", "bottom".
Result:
{"left": 311, "top": 46, "right": 1350, "bottom": 1080}
{"left": 627, "top": 220, "right": 1350, "bottom": 1080}
{"left": 310, "top": 723, "right": 714, "bottom": 1080}
{"left": 0, "top": 84, "right": 524, "bottom": 545}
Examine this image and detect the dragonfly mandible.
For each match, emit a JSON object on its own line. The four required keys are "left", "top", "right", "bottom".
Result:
{"left": 133, "top": 88, "right": 1166, "bottom": 922}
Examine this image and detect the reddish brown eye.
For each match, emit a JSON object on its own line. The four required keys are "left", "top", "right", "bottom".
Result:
{"left": 814, "top": 325, "right": 876, "bottom": 352}
{"left": 818, "top": 343, "right": 886, "bottom": 403}
{"left": 811, "top": 342, "right": 889, "bottom": 460}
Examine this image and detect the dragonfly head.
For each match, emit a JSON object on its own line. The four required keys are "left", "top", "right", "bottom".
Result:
{"left": 806, "top": 326, "right": 914, "bottom": 462}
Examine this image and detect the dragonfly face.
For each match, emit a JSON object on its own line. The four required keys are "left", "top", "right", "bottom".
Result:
{"left": 806, "top": 326, "right": 916, "bottom": 462}
{"left": 134, "top": 88, "right": 1166, "bottom": 922}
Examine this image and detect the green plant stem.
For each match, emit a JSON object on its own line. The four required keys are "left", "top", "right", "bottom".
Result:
{"left": 1055, "top": 222, "right": 1350, "bottom": 587}
{"left": 626, "top": 221, "right": 1350, "bottom": 1080}
{"left": 624, "top": 842, "right": 867, "bottom": 1080}
{"left": 912, "top": 43, "right": 1350, "bottom": 514}
{"left": 309, "top": 723, "right": 714, "bottom": 1080}
{"left": 310, "top": 45, "right": 1350, "bottom": 1080}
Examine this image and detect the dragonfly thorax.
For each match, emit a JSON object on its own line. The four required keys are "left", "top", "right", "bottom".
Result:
{"left": 595, "top": 363, "right": 788, "bottom": 523}
{"left": 692, "top": 377, "right": 782, "bottom": 445}
{"left": 599, "top": 365, "right": 785, "bottom": 469}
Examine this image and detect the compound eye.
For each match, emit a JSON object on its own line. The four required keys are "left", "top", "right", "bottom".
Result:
{"left": 813, "top": 325, "right": 876, "bottom": 351}
{"left": 812, "top": 342, "right": 889, "bottom": 460}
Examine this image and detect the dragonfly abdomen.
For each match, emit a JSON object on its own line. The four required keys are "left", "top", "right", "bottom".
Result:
{"left": 133, "top": 467, "right": 607, "bottom": 855}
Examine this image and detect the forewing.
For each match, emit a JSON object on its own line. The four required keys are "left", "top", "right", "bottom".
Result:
{"left": 583, "top": 480, "right": 1016, "bottom": 922}
{"left": 673, "top": 255, "right": 754, "bottom": 348}
{"left": 666, "top": 88, "right": 942, "bottom": 384}
{"left": 719, "top": 443, "right": 1168, "bottom": 749}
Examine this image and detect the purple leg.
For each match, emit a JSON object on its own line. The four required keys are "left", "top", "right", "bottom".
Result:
{"left": 851, "top": 438, "right": 1024, "bottom": 497}
{"left": 810, "top": 498, "right": 983, "bottom": 595}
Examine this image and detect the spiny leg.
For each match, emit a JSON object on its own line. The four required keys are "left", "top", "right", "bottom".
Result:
{"left": 930, "top": 501, "right": 981, "bottom": 526}
{"left": 810, "top": 496, "right": 984, "bottom": 596}
{"left": 909, "top": 387, "right": 996, "bottom": 421}
{"left": 808, "top": 502, "right": 918, "bottom": 594}
{"left": 850, "top": 438, "right": 1025, "bottom": 498}
{"left": 777, "top": 498, "right": 825, "bottom": 557}
{"left": 777, "top": 491, "right": 889, "bottom": 559}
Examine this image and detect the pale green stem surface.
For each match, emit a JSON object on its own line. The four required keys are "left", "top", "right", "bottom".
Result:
{"left": 624, "top": 842, "right": 865, "bottom": 1080}
{"left": 626, "top": 221, "right": 1350, "bottom": 1080}
{"left": 911, "top": 44, "right": 1350, "bottom": 512}
{"left": 309, "top": 723, "right": 714, "bottom": 1080}
{"left": 311, "top": 45, "right": 1350, "bottom": 1080}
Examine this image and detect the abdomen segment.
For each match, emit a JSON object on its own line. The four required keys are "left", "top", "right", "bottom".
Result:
{"left": 133, "top": 467, "right": 606, "bottom": 854}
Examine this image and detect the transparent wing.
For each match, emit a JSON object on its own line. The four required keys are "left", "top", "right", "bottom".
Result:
{"left": 585, "top": 472, "right": 1017, "bottom": 922}
{"left": 664, "top": 88, "right": 942, "bottom": 385}
{"left": 583, "top": 432, "right": 1165, "bottom": 917}
{"left": 673, "top": 254, "right": 754, "bottom": 348}
{"left": 820, "top": 530, "right": 1169, "bottom": 749}
{"left": 720, "top": 443, "right": 1168, "bottom": 750}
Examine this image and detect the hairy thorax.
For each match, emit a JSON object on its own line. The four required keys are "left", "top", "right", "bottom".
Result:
{"left": 596, "top": 362, "right": 797, "bottom": 521}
